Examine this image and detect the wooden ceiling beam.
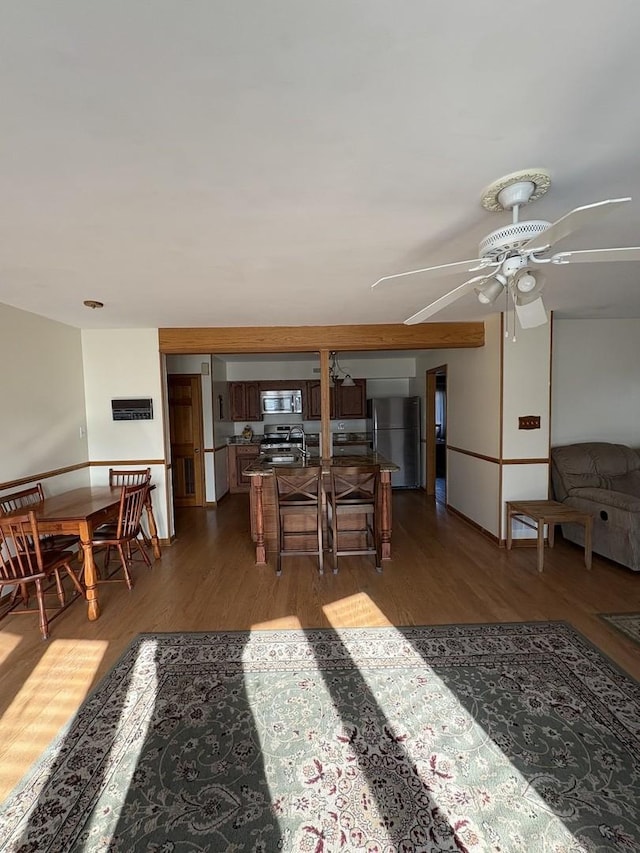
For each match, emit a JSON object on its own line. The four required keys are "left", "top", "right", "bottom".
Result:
{"left": 158, "top": 323, "right": 484, "bottom": 354}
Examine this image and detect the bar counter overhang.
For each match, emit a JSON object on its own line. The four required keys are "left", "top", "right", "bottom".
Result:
{"left": 245, "top": 453, "right": 399, "bottom": 566}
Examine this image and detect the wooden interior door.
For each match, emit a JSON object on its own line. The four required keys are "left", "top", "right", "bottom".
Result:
{"left": 168, "top": 375, "right": 205, "bottom": 507}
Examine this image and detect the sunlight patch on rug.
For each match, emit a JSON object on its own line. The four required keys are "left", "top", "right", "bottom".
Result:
{"left": 80, "top": 639, "right": 158, "bottom": 844}
{"left": 241, "top": 625, "right": 582, "bottom": 852}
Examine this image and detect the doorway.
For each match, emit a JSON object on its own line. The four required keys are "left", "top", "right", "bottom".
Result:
{"left": 425, "top": 366, "right": 447, "bottom": 504}
{"left": 168, "top": 374, "right": 205, "bottom": 507}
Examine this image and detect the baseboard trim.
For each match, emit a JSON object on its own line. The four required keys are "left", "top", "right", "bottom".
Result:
{"left": 446, "top": 503, "right": 500, "bottom": 545}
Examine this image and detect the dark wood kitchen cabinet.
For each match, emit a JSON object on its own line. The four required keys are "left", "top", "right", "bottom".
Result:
{"left": 305, "top": 380, "right": 333, "bottom": 420}
{"left": 305, "top": 380, "right": 338, "bottom": 420}
{"left": 305, "top": 378, "right": 366, "bottom": 420}
{"left": 229, "top": 382, "right": 261, "bottom": 422}
{"left": 228, "top": 443, "right": 260, "bottom": 492}
{"left": 337, "top": 379, "right": 367, "bottom": 418}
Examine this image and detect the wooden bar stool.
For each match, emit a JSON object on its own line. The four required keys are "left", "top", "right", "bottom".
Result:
{"left": 327, "top": 464, "right": 381, "bottom": 574}
{"left": 273, "top": 466, "right": 324, "bottom": 577}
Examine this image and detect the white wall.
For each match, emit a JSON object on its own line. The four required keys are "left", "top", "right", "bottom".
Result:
{"left": 366, "top": 378, "right": 411, "bottom": 398}
{"left": 82, "top": 329, "right": 170, "bottom": 538}
{"left": 552, "top": 319, "right": 640, "bottom": 448}
{"left": 0, "top": 304, "right": 90, "bottom": 493}
{"left": 501, "top": 321, "right": 552, "bottom": 539}
{"left": 413, "top": 314, "right": 552, "bottom": 540}
{"left": 502, "top": 323, "right": 550, "bottom": 460}
{"left": 414, "top": 314, "right": 503, "bottom": 535}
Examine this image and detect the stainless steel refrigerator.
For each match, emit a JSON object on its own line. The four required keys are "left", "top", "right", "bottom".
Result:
{"left": 368, "top": 396, "right": 420, "bottom": 488}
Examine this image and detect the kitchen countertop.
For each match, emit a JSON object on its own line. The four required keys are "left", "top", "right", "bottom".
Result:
{"left": 245, "top": 452, "right": 398, "bottom": 475}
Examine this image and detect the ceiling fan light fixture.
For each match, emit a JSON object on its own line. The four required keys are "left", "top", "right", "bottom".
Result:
{"left": 514, "top": 296, "right": 548, "bottom": 329}
{"left": 516, "top": 271, "right": 537, "bottom": 292}
{"left": 475, "top": 277, "right": 504, "bottom": 305}
{"left": 513, "top": 268, "right": 546, "bottom": 303}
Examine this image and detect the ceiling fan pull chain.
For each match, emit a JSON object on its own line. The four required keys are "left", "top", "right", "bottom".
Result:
{"left": 504, "top": 287, "right": 510, "bottom": 338}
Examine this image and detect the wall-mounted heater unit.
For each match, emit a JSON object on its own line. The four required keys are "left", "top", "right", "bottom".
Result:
{"left": 111, "top": 398, "right": 154, "bottom": 421}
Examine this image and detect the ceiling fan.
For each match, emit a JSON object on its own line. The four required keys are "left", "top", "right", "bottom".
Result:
{"left": 372, "top": 169, "right": 640, "bottom": 328}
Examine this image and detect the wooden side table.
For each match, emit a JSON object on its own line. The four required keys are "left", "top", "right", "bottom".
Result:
{"left": 506, "top": 499, "right": 593, "bottom": 573}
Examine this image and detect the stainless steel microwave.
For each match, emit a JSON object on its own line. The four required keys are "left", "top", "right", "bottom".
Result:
{"left": 260, "top": 389, "right": 303, "bottom": 415}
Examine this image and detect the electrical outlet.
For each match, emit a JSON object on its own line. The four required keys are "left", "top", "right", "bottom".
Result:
{"left": 79, "top": 425, "right": 86, "bottom": 438}
{"left": 518, "top": 415, "right": 541, "bottom": 430}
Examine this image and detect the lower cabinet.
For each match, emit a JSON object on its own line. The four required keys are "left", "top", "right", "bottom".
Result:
{"left": 228, "top": 444, "right": 260, "bottom": 493}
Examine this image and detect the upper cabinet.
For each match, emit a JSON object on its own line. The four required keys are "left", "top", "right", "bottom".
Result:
{"left": 228, "top": 377, "right": 367, "bottom": 421}
{"left": 229, "top": 381, "right": 261, "bottom": 421}
{"left": 305, "top": 378, "right": 366, "bottom": 420}
{"left": 305, "top": 380, "right": 332, "bottom": 420}
{"left": 336, "top": 379, "right": 367, "bottom": 418}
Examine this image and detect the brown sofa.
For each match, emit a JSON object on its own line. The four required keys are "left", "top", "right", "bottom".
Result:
{"left": 550, "top": 442, "right": 640, "bottom": 572}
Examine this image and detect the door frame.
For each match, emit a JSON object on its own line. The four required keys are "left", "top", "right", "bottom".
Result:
{"left": 425, "top": 364, "right": 447, "bottom": 496}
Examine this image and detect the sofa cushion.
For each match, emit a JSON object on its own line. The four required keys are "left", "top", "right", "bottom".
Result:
{"left": 551, "top": 442, "right": 640, "bottom": 502}
{"left": 568, "top": 486, "right": 640, "bottom": 513}
{"left": 607, "top": 470, "right": 640, "bottom": 499}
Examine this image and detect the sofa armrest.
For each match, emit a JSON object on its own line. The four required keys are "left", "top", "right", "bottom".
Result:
{"left": 567, "top": 486, "right": 640, "bottom": 513}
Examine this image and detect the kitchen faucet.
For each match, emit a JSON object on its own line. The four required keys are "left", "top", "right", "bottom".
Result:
{"left": 289, "top": 425, "right": 308, "bottom": 458}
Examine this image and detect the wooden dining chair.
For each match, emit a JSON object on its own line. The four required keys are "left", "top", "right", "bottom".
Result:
{"left": 0, "top": 511, "right": 85, "bottom": 640}
{"left": 273, "top": 466, "right": 324, "bottom": 576}
{"left": 108, "top": 468, "right": 151, "bottom": 488}
{"left": 0, "top": 484, "right": 81, "bottom": 554}
{"left": 108, "top": 468, "right": 154, "bottom": 548}
{"left": 326, "top": 464, "right": 382, "bottom": 574}
{"left": 90, "top": 483, "right": 152, "bottom": 589}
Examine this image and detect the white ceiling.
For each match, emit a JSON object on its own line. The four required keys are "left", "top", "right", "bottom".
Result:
{"left": 2, "top": 1, "right": 640, "bottom": 331}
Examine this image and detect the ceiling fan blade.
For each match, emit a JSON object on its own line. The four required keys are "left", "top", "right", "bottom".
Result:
{"left": 514, "top": 296, "right": 548, "bottom": 329}
{"left": 523, "top": 197, "right": 631, "bottom": 253}
{"left": 403, "top": 273, "right": 494, "bottom": 325}
{"left": 372, "top": 258, "right": 495, "bottom": 289}
{"left": 550, "top": 246, "right": 640, "bottom": 265}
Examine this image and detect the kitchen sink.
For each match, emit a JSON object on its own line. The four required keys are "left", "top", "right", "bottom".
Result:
{"left": 264, "top": 453, "right": 298, "bottom": 463}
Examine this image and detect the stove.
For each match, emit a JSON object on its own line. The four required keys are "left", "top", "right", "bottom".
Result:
{"left": 260, "top": 425, "right": 304, "bottom": 452}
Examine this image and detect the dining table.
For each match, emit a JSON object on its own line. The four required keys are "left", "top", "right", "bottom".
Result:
{"left": 25, "top": 485, "right": 161, "bottom": 621}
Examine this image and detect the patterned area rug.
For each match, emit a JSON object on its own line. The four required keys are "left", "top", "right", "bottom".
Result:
{"left": 1, "top": 623, "right": 639, "bottom": 852}
{"left": 600, "top": 612, "right": 640, "bottom": 646}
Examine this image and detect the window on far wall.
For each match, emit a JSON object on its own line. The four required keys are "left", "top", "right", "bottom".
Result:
{"left": 435, "top": 388, "right": 446, "bottom": 439}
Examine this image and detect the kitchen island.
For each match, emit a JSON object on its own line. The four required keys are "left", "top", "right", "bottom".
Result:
{"left": 245, "top": 453, "right": 399, "bottom": 566}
